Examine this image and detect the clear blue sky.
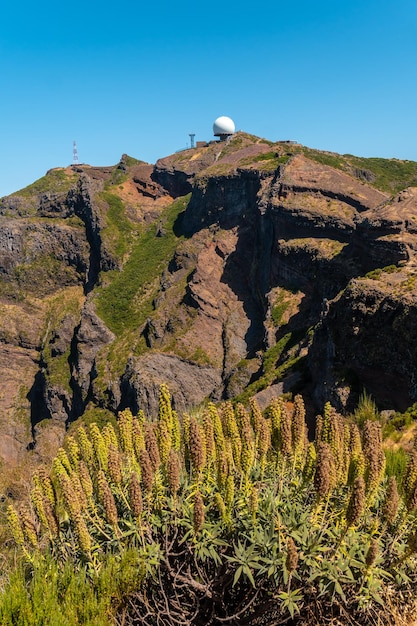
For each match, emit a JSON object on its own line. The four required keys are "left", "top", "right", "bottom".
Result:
{"left": 1, "top": 0, "right": 416, "bottom": 197}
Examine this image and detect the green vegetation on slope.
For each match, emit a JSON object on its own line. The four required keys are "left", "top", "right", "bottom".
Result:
{"left": 98, "top": 191, "right": 135, "bottom": 260}
{"left": 95, "top": 194, "right": 189, "bottom": 336}
{"left": 13, "top": 169, "right": 78, "bottom": 199}
{"left": 302, "top": 147, "right": 417, "bottom": 194}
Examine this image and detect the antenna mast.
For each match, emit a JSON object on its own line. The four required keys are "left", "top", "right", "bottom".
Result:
{"left": 73, "top": 140, "right": 79, "bottom": 165}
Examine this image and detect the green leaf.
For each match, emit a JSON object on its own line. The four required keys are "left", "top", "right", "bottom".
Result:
{"left": 233, "top": 566, "right": 243, "bottom": 587}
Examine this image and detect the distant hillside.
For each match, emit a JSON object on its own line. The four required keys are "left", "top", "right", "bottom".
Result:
{"left": 1, "top": 134, "right": 417, "bottom": 485}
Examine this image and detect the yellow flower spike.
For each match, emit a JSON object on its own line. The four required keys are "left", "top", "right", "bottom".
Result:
{"left": 66, "top": 435, "right": 80, "bottom": 468}
{"left": 221, "top": 402, "right": 241, "bottom": 470}
{"left": 76, "top": 426, "right": 95, "bottom": 468}
{"left": 19, "top": 505, "right": 39, "bottom": 548}
{"left": 30, "top": 485, "right": 49, "bottom": 530}
{"left": 189, "top": 416, "right": 206, "bottom": 475}
{"left": 102, "top": 423, "right": 119, "bottom": 451}
{"left": 132, "top": 416, "right": 146, "bottom": 460}
{"left": 38, "top": 466, "right": 56, "bottom": 506}
{"left": 89, "top": 423, "right": 109, "bottom": 470}
{"left": 7, "top": 505, "right": 25, "bottom": 546}
{"left": 118, "top": 409, "right": 134, "bottom": 458}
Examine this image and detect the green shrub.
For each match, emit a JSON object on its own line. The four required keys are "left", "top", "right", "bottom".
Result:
{"left": 3, "top": 389, "right": 417, "bottom": 624}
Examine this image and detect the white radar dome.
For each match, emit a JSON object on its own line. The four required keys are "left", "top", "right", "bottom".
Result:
{"left": 213, "top": 116, "right": 236, "bottom": 136}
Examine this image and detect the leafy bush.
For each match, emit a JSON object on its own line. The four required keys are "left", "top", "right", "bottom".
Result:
{"left": 3, "top": 390, "right": 417, "bottom": 625}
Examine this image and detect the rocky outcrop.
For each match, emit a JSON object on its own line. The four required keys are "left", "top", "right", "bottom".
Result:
{"left": 120, "top": 353, "right": 222, "bottom": 417}
{"left": 70, "top": 302, "right": 115, "bottom": 417}
{"left": 66, "top": 176, "right": 118, "bottom": 288}
{"left": 310, "top": 274, "right": 417, "bottom": 412}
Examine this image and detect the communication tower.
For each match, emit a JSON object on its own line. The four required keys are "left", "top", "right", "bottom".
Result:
{"left": 189, "top": 133, "right": 195, "bottom": 149}
{"left": 73, "top": 141, "right": 79, "bottom": 165}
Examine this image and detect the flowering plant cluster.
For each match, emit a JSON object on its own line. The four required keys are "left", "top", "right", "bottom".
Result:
{"left": 5, "top": 387, "right": 417, "bottom": 625}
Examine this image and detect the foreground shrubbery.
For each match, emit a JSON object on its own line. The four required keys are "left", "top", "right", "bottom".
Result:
{"left": 2, "top": 388, "right": 417, "bottom": 625}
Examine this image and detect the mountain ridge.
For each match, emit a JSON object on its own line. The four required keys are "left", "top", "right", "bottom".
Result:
{"left": 1, "top": 132, "right": 417, "bottom": 486}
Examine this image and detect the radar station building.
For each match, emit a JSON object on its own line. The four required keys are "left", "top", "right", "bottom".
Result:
{"left": 213, "top": 116, "right": 236, "bottom": 141}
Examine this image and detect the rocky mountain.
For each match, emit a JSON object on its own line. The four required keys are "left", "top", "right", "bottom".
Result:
{"left": 1, "top": 134, "right": 417, "bottom": 482}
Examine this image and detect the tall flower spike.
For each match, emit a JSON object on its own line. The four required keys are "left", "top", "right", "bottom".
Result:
{"left": 30, "top": 485, "right": 49, "bottom": 530}
{"left": 209, "top": 403, "right": 226, "bottom": 456}
{"left": 403, "top": 449, "right": 417, "bottom": 508}
{"left": 139, "top": 448, "right": 154, "bottom": 492}
{"left": 249, "top": 397, "right": 263, "bottom": 442}
{"left": 214, "top": 492, "right": 227, "bottom": 521}
{"left": 66, "top": 435, "right": 80, "bottom": 468}
{"left": 249, "top": 485, "right": 259, "bottom": 518}
{"left": 193, "top": 491, "right": 205, "bottom": 533}
{"left": 383, "top": 476, "right": 400, "bottom": 524}
{"left": 278, "top": 398, "right": 292, "bottom": 456}
{"left": 157, "top": 385, "right": 173, "bottom": 464}
{"left": 73, "top": 510, "right": 91, "bottom": 555}
{"left": 157, "top": 414, "right": 171, "bottom": 467}
{"left": 145, "top": 423, "right": 161, "bottom": 471}
{"left": 158, "top": 384, "right": 173, "bottom": 428}
{"left": 216, "top": 450, "right": 229, "bottom": 490}
{"left": 132, "top": 416, "right": 145, "bottom": 460}
{"left": 61, "top": 476, "right": 82, "bottom": 519}
{"left": 37, "top": 466, "right": 56, "bottom": 506}
{"left": 267, "top": 398, "right": 281, "bottom": 453}
{"left": 42, "top": 497, "right": 59, "bottom": 538}
{"left": 171, "top": 410, "right": 181, "bottom": 452}
{"left": 89, "top": 423, "right": 108, "bottom": 470}
{"left": 238, "top": 408, "right": 254, "bottom": 476}
{"left": 7, "top": 505, "right": 25, "bottom": 546}
{"left": 365, "top": 539, "right": 378, "bottom": 569}
{"left": 102, "top": 423, "right": 119, "bottom": 451}
{"left": 362, "top": 420, "right": 385, "bottom": 499}
{"left": 221, "top": 402, "right": 241, "bottom": 470}
{"left": 314, "top": 442, "right": 334, "bottom": 499}
{"left": 108, "top": 446, "right": 122, "bottom": 485}
{"left": 56, "top": 448, "right": 73, "bottom": 474}
{"left": 346, "top": 476, "right": 365, "bottom": 527}
{"left": 118, "top": 409, "right": 134, "bottom": 458}
{"left": 202, "top": 407, "right": 215, "bottom": 464}
{"left": 97, "top": 470, "right": 118, "bottom": 526}
{"left": 258, "top": 415, "right": 271, "bottom": 472}
{"left": 348, "top": 423, "right": 365, "bottom": 483}
{"left": 292, "top": 394, "right": 307, "bottom": 459}
{"left": 189, "top": 416, "right": 206, "bottom": 474}
{"left": 76, "top": 426, "right": 95, "bottom": 468}
{"left": 70, "top": 472, "right": 88, "bottom": 510}
{"left": 129, "top": 472, "right": 143, "bottom": 518}
{"left": 19, "top": 505, "right": 38, "bottom": 548}
{"left": 78, "top": 460, "right": 94, "bottom": 502}
{"left": 167, "top": 449, "right": 181, "bottom": 496}
{"left": 303, "top": 442, "right": 317, "bottom": 483}
{"left": 286, "top": 537, "right": 298, "bottom": 573}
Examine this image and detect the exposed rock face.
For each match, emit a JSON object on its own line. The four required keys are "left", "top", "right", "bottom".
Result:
{"left": 310, "top": 275, "right": 417, "bottom": 412}
{"left": 120, "top": 353, "right": 222, "bottom": 416}
{"left": 71, "top": 301, "right": 115, "bottom": 417}
{"left": 2, "top": 136, "right": 417, "bottom": 481}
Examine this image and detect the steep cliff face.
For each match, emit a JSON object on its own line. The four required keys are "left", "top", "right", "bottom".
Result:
{"left": 1, "top": 136, "right": 417, "bottom": 483}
